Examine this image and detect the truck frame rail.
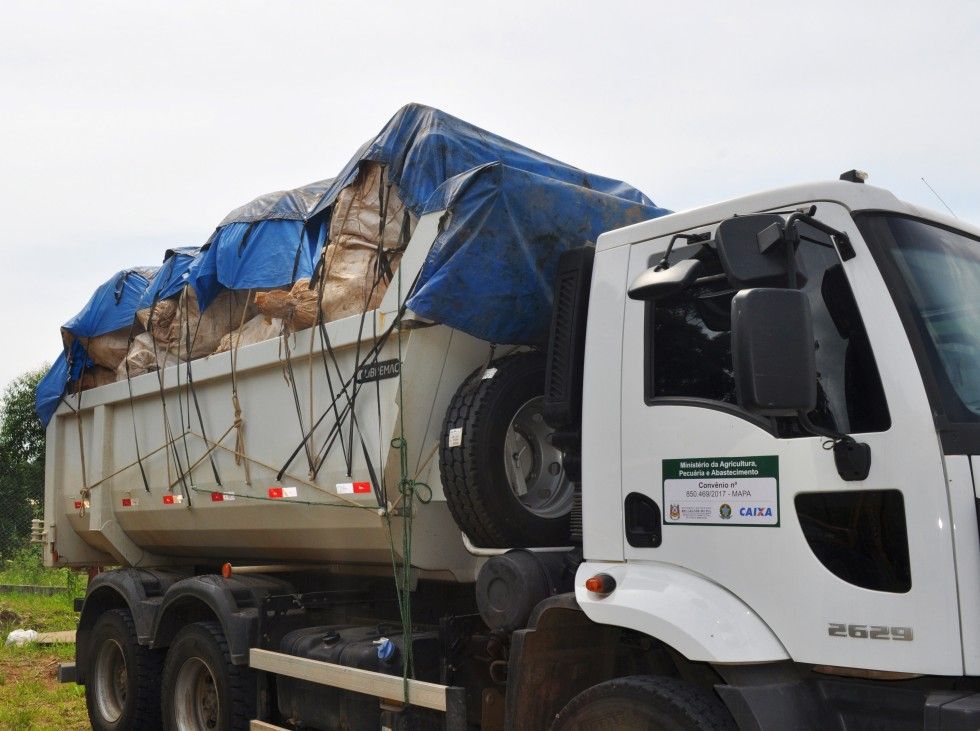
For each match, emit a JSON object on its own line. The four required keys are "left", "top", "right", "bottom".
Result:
{"left": 249, "top": 648, "right": 467, "bottom": 731}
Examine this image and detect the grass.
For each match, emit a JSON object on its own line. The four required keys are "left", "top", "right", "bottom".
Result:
{"left": 0, "top": 548, "right": 87, "bottom": 731}
{"left": 0, "top": 546, "right": 83, "bottom": 591}
{"left": 0, "top": 642, "right": 86, "bottom": 731}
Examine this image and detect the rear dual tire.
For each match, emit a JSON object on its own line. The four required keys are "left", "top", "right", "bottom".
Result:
{"left": 85, "top": 608, "right": 164, "bottom": 731}
{"left": 161, "top": 621, "right": 255, "bottom": 731}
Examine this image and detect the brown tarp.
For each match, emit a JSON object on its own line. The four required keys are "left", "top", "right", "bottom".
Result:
{"left": 133, "top": 288, "right": 254, "bottom": 360}
{"left": 320, "top": 162, "right": 415, "bottom": 321}
{"left": 254, "top": 279, "right": 318, "bottom": 332}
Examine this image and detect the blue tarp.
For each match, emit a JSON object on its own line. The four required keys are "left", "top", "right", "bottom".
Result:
{"left": 140, "top": 247, "right": 200, "bottom": 308}
{"left": 305, "top": 103, "right": 668, "bottom": 343}
{"left": 36, "top": 267, "right": 156, "bottom": 426}
{"left": 61, "top": 267, "right": 156, "bottom": 342}
{"left": 186, "top": 104, "right": 666, "bottom": 319}
{"left": 35, "top": 341, "right": 88, "bottom": 427}
{"left": 409, "top": 162, "right": 662, "bottom": 344}
{"left": 309, "top": 103, "right": 656, "bottom": 218}
{"left": 188, "top": 180, "right": 332, "bottom": 308}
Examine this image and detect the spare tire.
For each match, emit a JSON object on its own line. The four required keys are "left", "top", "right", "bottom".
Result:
{"left": 440, "top": 352, "right": 572, "bottom": 547}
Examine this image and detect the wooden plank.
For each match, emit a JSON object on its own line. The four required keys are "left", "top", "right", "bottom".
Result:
{"left": 250, "top": 648, "right": 448, "bottom": 712}
{"left": 250, "top": 721, "right": 290, "bottom": 731}
{"left": 0, "top": 585, "right": 70, "bottom": 596}
{"left": 36, "top": 630, "right": 76, "bottom": 644}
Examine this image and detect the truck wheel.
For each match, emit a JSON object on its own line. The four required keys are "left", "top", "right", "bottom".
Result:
{"left": 552, "top": 676, "right": 736, "bottom": 731}
{"left": 440, "top": 352, "right": 572, "bottom": 547}
{"left": 161, "top": 621, "right": 254, "bottom": 731}
{"left": 85, "top": 607, "right": 164, "bottom": 731}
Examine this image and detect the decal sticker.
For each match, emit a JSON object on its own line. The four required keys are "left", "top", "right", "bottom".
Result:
{"left": 162, "top": 494, "right": 183, "bottom": 505}
{"left": 211, "top": 491, "right": 235, "bottom": 502}
{"left": 268, "top": 486, "right": 298, "bottom": 499}
{"left": 356, "top": 358, "right": 401, "bottom": 384}
{"left": 448, "top": 427, "right": 463, "bottom": 448}
{"left": 662, "top": 456, "right": 779, "bottom": 526}
{"left": 121, "top": 497, "right": 138, "bottom": 508}
{"left": 337, "top": 481, "right": 372, "bottom": 494}
{"left": 73, "top": 500, "right": 83, "bottom": 510}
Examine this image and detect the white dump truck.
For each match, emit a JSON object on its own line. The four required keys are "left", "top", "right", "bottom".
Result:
{"left": 39, "top": 168, "right": 980, "bottom": 731}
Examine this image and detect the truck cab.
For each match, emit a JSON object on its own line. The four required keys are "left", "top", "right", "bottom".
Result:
{"left": 567, "top": 178, "right": 980, "bottom": 727}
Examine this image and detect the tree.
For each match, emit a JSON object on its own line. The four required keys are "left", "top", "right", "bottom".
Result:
{"left": 0, "top": 366, "right": 48, "bottom": 557}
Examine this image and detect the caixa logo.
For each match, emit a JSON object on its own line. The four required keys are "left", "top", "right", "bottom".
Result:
{"left": 739, "top": 506, "right": 773, "bottom": 517}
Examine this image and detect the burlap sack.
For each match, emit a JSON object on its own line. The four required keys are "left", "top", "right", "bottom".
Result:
{"left": 321, "top": 162, "right": 415, "bottom": 321}
{"left": 81, "top": 329, "right": 133, "bottom": 371}
{"left": 214, "top": 315, "right": 284, "bottom": 353}
{"left": 167, "top": 288, "right": 254, "bottom": 360}
{"left": 320, "top": 244, "right": 395, "bottom": 321}
{"left": 71, "top": 365, "right": 117, "bottom": 392}
{"left": 116, "top": 332, "right": 177, "bottom": 378}
{"left": 136, "top": 299, "right": 178, "bottom": 345}
{"left": 329, "top": 162, "right": 411, "bottom": 251}
{"left": 254, "top": 279, "right": 319, "bottom": 332}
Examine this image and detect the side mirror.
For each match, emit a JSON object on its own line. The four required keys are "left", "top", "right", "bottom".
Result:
{"left": 731, "top": 288, "right": 816, "bottom": 416}
{"left": 716, "top": 214, "right": 805, "bottom": 289}
{"left": 628, "top": 258, "right": 703, "bottom": 301}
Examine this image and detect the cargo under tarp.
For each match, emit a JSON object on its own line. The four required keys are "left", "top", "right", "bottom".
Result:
{"left": 188, "top": 180, "right": 332, "bottom": 309}
{"left": 186, "top": 103, "right": 668, "bottom": 345}
{"left": 36, "top": 267, "right": 157, "bottom": 425}
{"left": 36, "top": 104, "right": 670, "bottom": 425}
{"left": 304, "top": 103, "right": 669, "bottom": 345}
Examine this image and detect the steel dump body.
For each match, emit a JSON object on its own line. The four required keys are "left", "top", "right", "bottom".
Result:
{"left": 43, "top": 213, "right": 490, "bottom": 581}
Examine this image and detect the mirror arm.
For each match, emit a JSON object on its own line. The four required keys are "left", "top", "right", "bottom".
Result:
{"left": 767, "top": 206, "right": 855, "bottom": 287}
{"left": 796, "top": 410, "right": 872, "bottom": 482}
{"left": 788, "top": 206, "right": 857, "bottom": 261}
{"left": 656, "top": 232, "right": 711, "bottom": 270}
{"left": 797, "top": 409, "right": 848, "bottom": 443}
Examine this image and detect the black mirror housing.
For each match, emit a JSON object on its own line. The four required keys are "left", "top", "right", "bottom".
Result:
{"left": 716, "top": 214, "right": 805, "bottom": 289}
{"left": 731, "top": 288, "right": 817, "bottom": 416}
{"left": 627, "top": 258, "right": 703, "bottom": 301}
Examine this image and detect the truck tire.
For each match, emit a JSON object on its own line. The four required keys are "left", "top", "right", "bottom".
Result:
{"left": 161, "top": 621, "right": 255, "bottom": 731}
{"left": 85, "top": 607, "right": 164, "bottom": 731}
{"left": 552, "top": 676, "right": 736, "bottom": 731}
{"left": 440, "top": 351, "right": 573, "bottom": 547}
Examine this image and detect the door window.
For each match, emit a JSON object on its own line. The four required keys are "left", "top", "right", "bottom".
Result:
{"left": 646, "top": 227, "right": 890, "bottom": 435}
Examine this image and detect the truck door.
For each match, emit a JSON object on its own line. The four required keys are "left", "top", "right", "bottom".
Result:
{"left": 618, "top": 202, "right": 962, "bottom": 675}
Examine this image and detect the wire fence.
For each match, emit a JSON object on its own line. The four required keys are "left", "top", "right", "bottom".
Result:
{"left": 0, "top": 459, "right": 43, "bottom": 561}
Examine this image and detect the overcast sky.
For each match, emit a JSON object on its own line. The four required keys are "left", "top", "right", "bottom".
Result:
{"left": 1, "top": 0, "right": 977, "bottom": 393}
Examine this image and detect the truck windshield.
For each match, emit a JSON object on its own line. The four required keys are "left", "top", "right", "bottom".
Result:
{"left": 857, "top": 214, "right": 980, "bottom": 421}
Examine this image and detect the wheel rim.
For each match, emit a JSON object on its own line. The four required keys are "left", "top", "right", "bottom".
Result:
{"left": 173, "top": 656, "right": 220, "bottom": 730}
{"left": 503, "top": 396, "right": 573, "bottom": 520}
{"left": 93, "top": 638, "right": 128, "bottom": 723}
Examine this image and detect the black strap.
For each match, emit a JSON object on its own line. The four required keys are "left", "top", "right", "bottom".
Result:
{"left": 237, "top": 222, "right": 257, "bottom": 256}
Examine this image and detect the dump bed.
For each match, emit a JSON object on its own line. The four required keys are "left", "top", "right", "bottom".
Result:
{"left": 38, "top": 105, "right": 668, "bottom": 581}
{"left": 42, "top": 214, "right": 490, "bottom": 582}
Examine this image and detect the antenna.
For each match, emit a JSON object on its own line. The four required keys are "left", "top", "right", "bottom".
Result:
{"left": 921, "top": 177, "right": 958, "bottom": 219}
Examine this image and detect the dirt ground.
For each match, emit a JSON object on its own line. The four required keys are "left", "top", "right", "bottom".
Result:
{"left": 0, "top": 643, "right": 87, "bottom": 730}
{"left": 0, "top": 592, "right": 87, "bottom": 730}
